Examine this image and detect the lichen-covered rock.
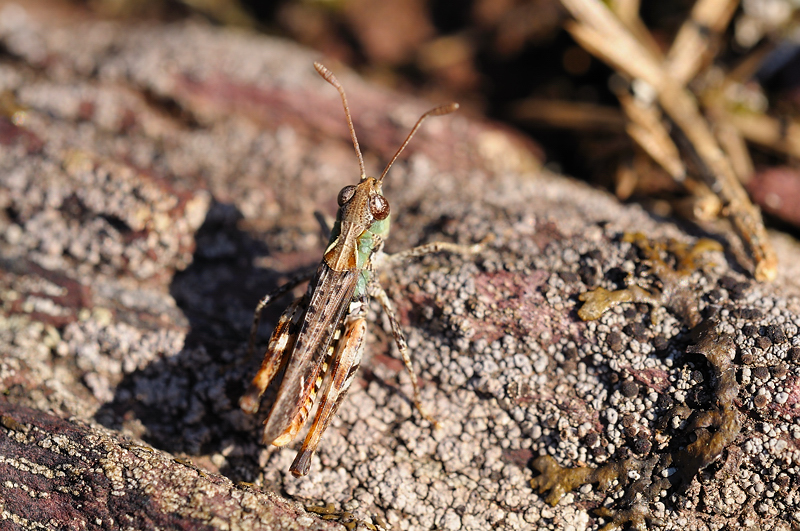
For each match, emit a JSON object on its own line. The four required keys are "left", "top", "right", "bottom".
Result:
{"left": 0, "top": 401, "right": 339, "bottom": 530}
{"left": 3, "top": 2, "right": 800, "bottom": 530}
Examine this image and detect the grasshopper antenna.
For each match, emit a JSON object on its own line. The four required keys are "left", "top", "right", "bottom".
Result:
{"left": 379, "top": 102, "right": 459, "bottom": 183}
{"left": 314, "top": 62, "right": 366, "bottom": 181}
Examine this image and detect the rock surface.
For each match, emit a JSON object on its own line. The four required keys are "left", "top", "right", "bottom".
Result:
{"left": 3, "top": 1, "right": 800, "bottom": 529}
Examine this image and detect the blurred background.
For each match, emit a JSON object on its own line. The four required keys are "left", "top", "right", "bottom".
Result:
{"left": 60, "top": 0, "right": 800, "bottom": 232}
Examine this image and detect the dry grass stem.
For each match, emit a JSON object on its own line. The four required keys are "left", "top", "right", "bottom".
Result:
{"left": 664, "top": 0, "right": 739, "bottom": 84}
{"left": 726, "top": 112, "right": 800, "bottom": 159}
{"left": 560, "top": 0, "right": 778, "bottom": 281}
{"left": 512, "top": 99, "right": 626, "bottom": 132}
{"left": 617, "top": 91, "right": 686, "bottom": 182}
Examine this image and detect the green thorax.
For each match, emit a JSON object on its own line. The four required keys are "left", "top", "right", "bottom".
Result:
{"left": 326, "top": 215, "right": 391, "bottom": 296}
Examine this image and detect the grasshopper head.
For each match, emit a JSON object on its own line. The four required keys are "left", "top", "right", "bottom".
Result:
{"left": 336, "top": 177, "right": 389, "bottom": 226}
{"left": 315, "top": 61, "right": 457, "bottom": 272}
{"left": 324, "top": 176, "right": 389, "bottom": 271}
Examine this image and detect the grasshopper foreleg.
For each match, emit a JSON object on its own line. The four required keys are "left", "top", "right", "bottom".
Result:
{"left": 313, "top": 211, "right": 333, "bottom": 242}
{"left": 368, "top": 282, "right": 439, "bottom": 427}
{"left": 367, "top": 237, "right": 489, "bottom": 426}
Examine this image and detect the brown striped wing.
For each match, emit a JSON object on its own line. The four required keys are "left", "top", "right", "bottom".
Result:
{"left": 261, "top": 262, "right": 357, "bottom": 445}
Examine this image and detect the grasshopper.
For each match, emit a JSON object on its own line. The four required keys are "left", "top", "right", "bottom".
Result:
{"left": 240, "top": 62, "right": 482, "bottom": 477}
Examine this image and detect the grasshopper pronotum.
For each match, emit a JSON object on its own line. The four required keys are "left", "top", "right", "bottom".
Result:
{"left": 240, "top": 62, "right": 482, "bottom": 477}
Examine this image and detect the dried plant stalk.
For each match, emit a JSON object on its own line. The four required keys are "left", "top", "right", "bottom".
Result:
{"left": 511, "top": 99, "right": 626, "bottom": 132}
{"left": 560, "top": 0, "right": 777, "bottom": 281}
{"left": 712, "top": 117, "right": 755, "bottom": 183}
{"left": 726, "top": 112, "right": 800, "bottom": 159}
{"left": 617, "top": 90, "right": 686, "bottom": 182}
{"left": 664, "top": 0, "right": 740, "bottom": 84}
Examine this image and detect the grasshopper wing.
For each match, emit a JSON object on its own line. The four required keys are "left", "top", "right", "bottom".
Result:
{"left": 262, "top": 262, "right": 357, "bottom": 446}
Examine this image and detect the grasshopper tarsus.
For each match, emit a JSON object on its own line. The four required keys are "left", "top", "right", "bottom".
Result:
{"left": 290, "top": 450, "right": 313, "bottom": 477}
{"left": 413, "top": 397, "right": 439, "bottom": 427}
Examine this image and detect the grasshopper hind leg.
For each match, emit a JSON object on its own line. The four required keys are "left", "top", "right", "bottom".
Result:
{"left": 290, "top": 301, "right": 367, "bottom": 476}
{"left": 268, "top": 328, "right": 339, "bottom": 448}
{"left": 240, "top": 295, "right": 306, "bottom": 414}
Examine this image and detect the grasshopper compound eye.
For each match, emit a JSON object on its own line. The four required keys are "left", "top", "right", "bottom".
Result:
{"left": 369, "top": 194, "right": 390, "bottom": 220}
{"left": 337, "top": 185, "right": 357, "bottom": 206}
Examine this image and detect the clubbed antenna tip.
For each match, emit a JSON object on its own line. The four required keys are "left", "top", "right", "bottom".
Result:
{"left": 379, "top": 102, "right": 460, "bottom": 182}
{"left": 314, "top": 62, "right": 366, "bottom": 180}
{"left": 314, "top": 62, "right": 459, "bottom": 184}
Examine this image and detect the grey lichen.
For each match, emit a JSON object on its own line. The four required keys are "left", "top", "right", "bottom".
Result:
{"left": 3, "top": 3, "right": 800, "bottom": 530}
{"left": 534, "top": 233, "right": 743, "bottom": 529}
{"left": 578, "top": 233, "right": 722, "bottom": 325}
